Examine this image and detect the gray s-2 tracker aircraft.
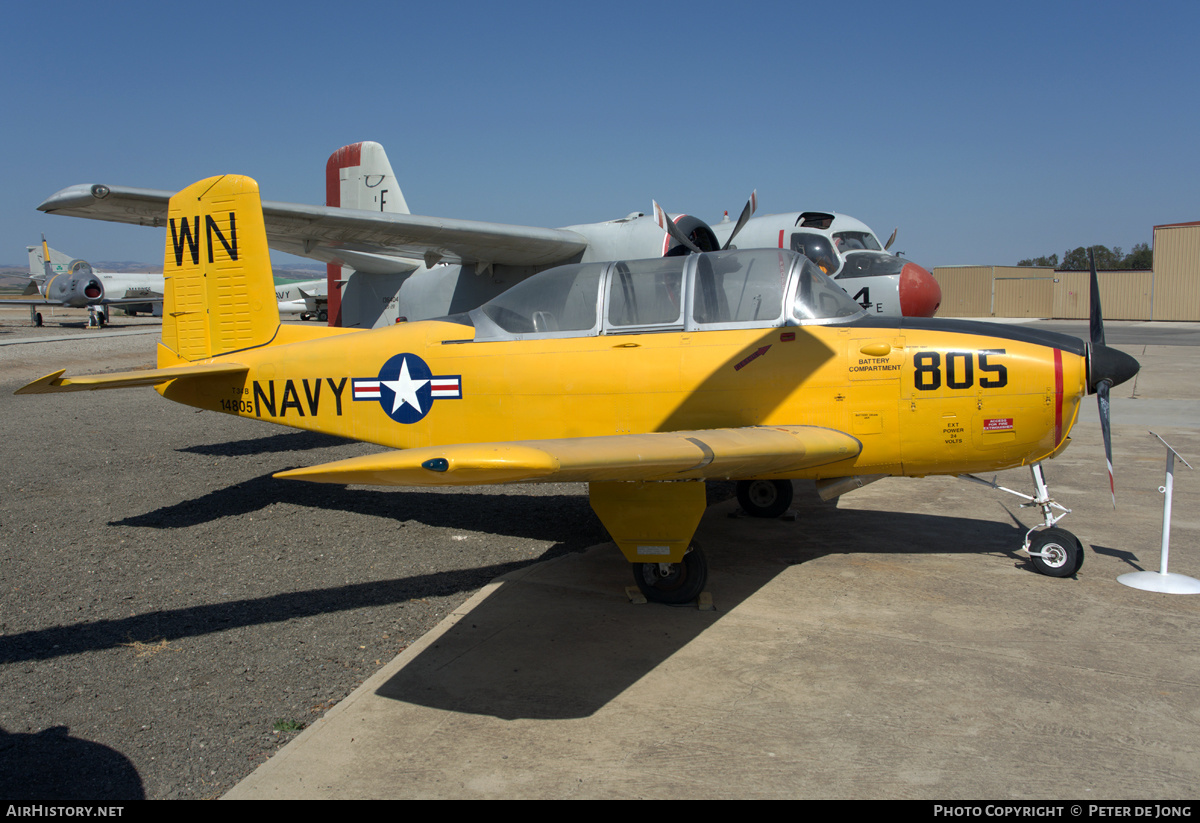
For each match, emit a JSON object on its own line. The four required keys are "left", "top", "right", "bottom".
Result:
{"left": 0, "top": 236, "right": 164, "bottom": 326}
{"left": 36, "top": 142, "right": 939, "bottom": 329}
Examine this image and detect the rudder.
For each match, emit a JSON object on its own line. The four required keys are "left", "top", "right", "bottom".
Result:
{"left": 160, "top": 175, "right": 279, "bottom": 364}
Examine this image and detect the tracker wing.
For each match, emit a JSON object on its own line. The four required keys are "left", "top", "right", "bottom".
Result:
{"left": 274, "top": 426, "right": 861, "bottom": 487}
{"left": 38, "top": 185, "right": 589, "bottom": 272}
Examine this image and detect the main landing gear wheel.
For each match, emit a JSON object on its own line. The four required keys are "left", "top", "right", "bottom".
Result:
{"left": 736, "top": 479, "right": 793, "bottom": 518}
{"left": 632, "top": 543, "right": 708, "bottom": 605}
{"left": 317, "top": 309, "right": 328, "bottom": 322}
{"left": 1028, "top": 528, "right": 1084, "bottom": 577}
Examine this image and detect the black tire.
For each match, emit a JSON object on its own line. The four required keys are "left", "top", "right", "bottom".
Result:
{"left": 632, "top": 543, "right": 708, "bottom": 605}
{"left": 34, "top": 312, "right": 43, "bottom": 327}
{"left": 317, "top": 310, "right": 328, "bottom": 322}
{"left": 1028, "top": 528, "right": 1084, "bottom": 577}
{"left": 736, "top": 479, "right": 794, "bottom": 519}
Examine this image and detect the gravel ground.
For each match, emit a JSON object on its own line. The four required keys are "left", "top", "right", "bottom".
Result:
{"left": 0, "top": 313, "right": 628, "bottom": 799}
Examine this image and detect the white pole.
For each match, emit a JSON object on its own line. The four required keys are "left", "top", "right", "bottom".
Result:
{"left": 1118, "top": 433, "right": 1199, "bottom": 594}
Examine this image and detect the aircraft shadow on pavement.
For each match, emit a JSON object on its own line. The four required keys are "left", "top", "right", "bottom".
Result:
{"left": 373, "top": 500, "right": 1029, "bottom": 721}
{"left": 0, "top": 725, "right": 145, "bottom": 801}
{"left": 109, "top": 471, "right": 609, "bottom": 544}
{"left": 8, "top": 493, "right": 1029, "bottom": 673}
{"left": 177, "top": 429, "right": 357, "bottom": 456}
{"left": 0, "top": 558, "right": 550, "bottom": 665}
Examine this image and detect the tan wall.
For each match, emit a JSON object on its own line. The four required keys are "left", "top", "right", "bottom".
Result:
{"left": 931, "top": 266, "right": 994, "bottom": 317}
{"left": 933, "top": 224, "right": 1197, "bottom": 320}
{"left": 1048, "top": 271, "right": 1154, "bottom": 320}
{"left": 993, "top": 267, "right": 1055, "bottom": 317}
{"left": 1152, "top": 224, "right": 1200, "bottom": 320}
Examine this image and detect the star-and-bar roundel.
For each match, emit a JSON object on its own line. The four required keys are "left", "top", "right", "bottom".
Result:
{"left": 351, "top": 353, "right": 462, "bottom": 424}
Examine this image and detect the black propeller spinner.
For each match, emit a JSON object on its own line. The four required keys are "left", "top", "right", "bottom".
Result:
{"left": 1086, "top": 248, "right": 1141, "bottom": 506}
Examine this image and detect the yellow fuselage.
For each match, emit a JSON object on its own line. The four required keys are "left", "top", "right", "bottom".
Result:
{"left": 159, "top": 318, "right": 1087, "bottom": 482}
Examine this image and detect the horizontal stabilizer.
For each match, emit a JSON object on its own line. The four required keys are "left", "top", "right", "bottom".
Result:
{"left": 15, "top": 362, "right": 248, "bottom": 395}
{"left": 275, "top": 426, "right": 862, "bottom": 487}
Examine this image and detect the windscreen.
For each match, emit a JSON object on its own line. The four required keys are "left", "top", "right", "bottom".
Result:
{"left": 792, "top": 257, "right": 864, "bottom": 321}
{"left": 833, "top": 231, "right": 882, "bottom": 252}
{"left": 837, "top": 251, "right": 907, "bottom": 278}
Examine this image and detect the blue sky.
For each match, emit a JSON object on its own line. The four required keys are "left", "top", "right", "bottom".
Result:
{"left": 2, "top": 0, "right": 1196, "bottom": 269}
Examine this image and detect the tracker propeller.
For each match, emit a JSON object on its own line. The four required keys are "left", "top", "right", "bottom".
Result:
{"left": 653, "top": 191, "right": 758, "bottom": 254}
{"left": 884, "top": 227, "right": 898, "bottom": 251}
{"left": 1086, "top": 248, "right": 1141, "bottom": 506}
{"left": 720, "top": 190, "right": 757, "bottom": 250}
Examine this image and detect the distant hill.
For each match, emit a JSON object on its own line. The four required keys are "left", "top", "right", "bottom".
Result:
{"left": 0, "top": 266, "right": 29, "bottom": 291}
{"left": 0, "top": 261, "right": 326, "bottom": 290}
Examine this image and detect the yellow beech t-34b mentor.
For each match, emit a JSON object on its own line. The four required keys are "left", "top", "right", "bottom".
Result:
{"left": 18, "top": 175, "right": 1139, "bottom": 604}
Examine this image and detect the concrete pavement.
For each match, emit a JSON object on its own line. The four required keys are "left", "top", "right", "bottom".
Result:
{"left": 225, "top": 341, "right": 1200, "bottom": 800}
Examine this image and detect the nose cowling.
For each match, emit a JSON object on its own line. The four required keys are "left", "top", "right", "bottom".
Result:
{"left": 898, "top": 262, "right": 941, "bottom": 317}
{"left": 1088, "top": 344, "right": 1140, "bottom": 394}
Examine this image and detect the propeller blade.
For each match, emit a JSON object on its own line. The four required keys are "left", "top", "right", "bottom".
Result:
{"left": 1097, "top": 378, "right": 1116, "bottom": 508}
{"left": 1089, "top": 248, "right": 1105, "bottom": 349}
{"left": 884, "top": 227, "right": 898, "bottom": 251}
{"left": 721, "top": 190, "right": 758, "bottom": 250}
{"left": 652, "top": 200, "right": 704, "bottom": 254}
{"left": 1086, "top": 246, "right": 1139, "bottom": 508}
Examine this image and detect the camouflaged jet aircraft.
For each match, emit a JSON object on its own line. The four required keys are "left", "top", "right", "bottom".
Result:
{"left": 18, "top": 175, "right": 1138, "bottom": 605}
{"left": 1, "top": 236, "right": 163, "bottom": 326}
{"left": 36, "top": 142, "right": 940, "bottom": 330}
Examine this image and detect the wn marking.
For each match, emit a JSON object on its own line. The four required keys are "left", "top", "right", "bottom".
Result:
{"left": 168, "top": 212, "right": 238, "bottom": 266}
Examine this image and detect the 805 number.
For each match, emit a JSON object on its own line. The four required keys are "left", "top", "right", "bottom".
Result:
{"left": 913, "top": 350, "right": 1007, "bottom": 391}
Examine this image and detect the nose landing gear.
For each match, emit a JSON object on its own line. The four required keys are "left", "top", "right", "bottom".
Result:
{"left": 960, "top": 462, "right": 1084, "bottom": 577}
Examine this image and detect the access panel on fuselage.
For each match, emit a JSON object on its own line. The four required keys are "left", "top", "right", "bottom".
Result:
{"left": 897, "top": 332, "right": 1085, "bottom": 477}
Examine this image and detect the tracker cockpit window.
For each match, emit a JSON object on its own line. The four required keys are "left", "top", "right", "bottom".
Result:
{"left": 790, "top": 232, "right": 841, "bottom": 276}
{"left": 832, "top": 231, "right": 882, "bottom": 252}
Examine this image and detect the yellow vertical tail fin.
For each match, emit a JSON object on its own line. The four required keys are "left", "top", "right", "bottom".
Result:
{"left": 160, "top": 175, "right": 280, "bottom": 364}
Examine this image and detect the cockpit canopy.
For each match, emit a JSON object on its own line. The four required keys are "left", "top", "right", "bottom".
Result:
{"left": 472, "top": 249, "right": 863, "bottom": 341}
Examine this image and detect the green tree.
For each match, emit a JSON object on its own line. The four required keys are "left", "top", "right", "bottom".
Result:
{"left": 1123, "top": 243, "right": 1153, "bottom": 270}
{"left": 1020, "top": 243, "right": 1153, "bottom": 270}
{"left": 1017, "top": 253, "right": 1059, "bottom": 267}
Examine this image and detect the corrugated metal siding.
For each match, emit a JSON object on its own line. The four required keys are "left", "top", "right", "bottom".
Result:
{"left": 1051, "top": 271, "right": 1089, "bottom": 319}
{"left": 1152, "top": 224, "right": 1200, "bottom": 320}
{"left": 993, "top": 267, "right": 1054, "bottom": 317}
{"left": 931, "top": 266, "right": 994, "bottom": 316}
{"left": 1051, "top": 271, "right": 1153, "bottom": 319}
{"left": 930, "top": 224, "right": 1196, "bottom": 320}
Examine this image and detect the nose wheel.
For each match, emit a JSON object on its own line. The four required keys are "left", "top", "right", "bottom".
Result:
{"left": 1027, "top": 527, "right": 1085, "bottom": 577}
{"left": 632, "top": 543, "right": 708, "bottom": 605}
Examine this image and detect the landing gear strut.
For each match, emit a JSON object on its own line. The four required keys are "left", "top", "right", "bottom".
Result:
{"left": 960, "top": 462, "right": 1084, "bottom": 577}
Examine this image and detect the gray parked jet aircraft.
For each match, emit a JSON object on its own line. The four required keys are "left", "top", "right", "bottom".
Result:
{"left": 0, "top": 237, "right": 163, "bottom": 326}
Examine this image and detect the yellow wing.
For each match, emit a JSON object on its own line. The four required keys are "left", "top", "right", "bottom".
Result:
{"left": 275, "top": 426, "right": 861, "bottom": 487}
